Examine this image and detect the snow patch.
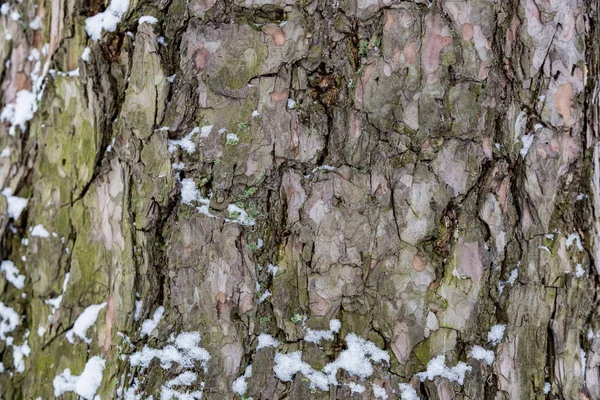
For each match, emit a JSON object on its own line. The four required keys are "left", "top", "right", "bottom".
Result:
{"left": 267, "top": 263, "right": 279, "bottom": 277}
{"left": 0, "top": 90, "right": 38, "bottom": 135}
{"left": 65, "top": 302, "right": 107, "bottom": 344}
{"left": 346, "top": 382, "right": 365, "bottom": 394}
{"left": 45, "top": 273, "right": 70, "bottom": 319}
{"left": 53, "top": 356, "right": 106, "bottom": 400}
{"left": 274, "top": 351, "right": 330, "bottom": 391}
{"left": 470, "top": 345, "right": 495, "bottom": 365}
{"left": 30, "top": 224, "right": 50, "bottom": 237}
{"left": 580, "top": 349, "right": 587, "bottom": 377}
{"left": 1, "top": 188, "right": 28, "bottom": 219}
{"left": 139, "top": 15, "right": 158, "bottom": 25}
{"left": 85, "top": 0, "right": 130, "bottom": 41}
{"left": 129, "top": 331, "right": 210, "bottom": 371}
{"left": 168, "top": 129, "right": 197, "bottom": 154}
{"left": 0, "top": 302, "right": 20, "bottom": 339}
{"left": 166, "top": 371, "right": 197, "bottom": 387}
{"left": 29, "top": 16, "right": 42, "bottom": 30}
{"left": 487, "top": 324, "right": 506, "bottom": 346}
{"left": 304, "top": 319, "right": 341, "bottom": 344}
{"left": 232, "top": 364, "right": 252, "bottom": 396}
{"left": 134, "top": 300, "right": 143, "bottom": 321}
{"left": 399, "top": 383, "right": 418, "bottom": 400}
{"left": 372, "top": 384, "right": 388, "bottom": 399}
{"left": 81, "top": 47, "right": 91, "bottom": 62}
{"left": 200, "top": 125, "right": 212, "bottom": 138}
{"left": 415, "top": 355, "right": 472, "bottom": 385}
{"left": 140, "top": 306, "right": 164, "bottom": 337}
{"left": 12, "top": 339, "right": 30, "bottom": 373}
{"left": 226, "top": 203, "right": 255, "bottom": 226}
{"left": 274, "top": 330, "right": 389, "bottom": 392}
{"left": 257, "top": 333, "right": 279, "bottom": 350}
{"left": 0, "top": 260, "right": 25, "bottom": 289}
{"left": 225, "top": 132, "right": 239, "bottom": 145}
{"left": 257, "top": 290, "right": 271, "bottom": 304}
{"left": 566, "top": 233, "right": 584, "bottom": 251}
{"left": 520, "top": 133, "right": 534, "bottom": 159}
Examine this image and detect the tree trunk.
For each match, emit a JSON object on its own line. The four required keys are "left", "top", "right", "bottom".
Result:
{"left": 0, "top": 0, "right": 599, "bottom": 398}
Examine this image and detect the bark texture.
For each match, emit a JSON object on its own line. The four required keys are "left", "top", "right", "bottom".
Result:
{"left": 0, "top": 0, "right": 599, "bottom": 399}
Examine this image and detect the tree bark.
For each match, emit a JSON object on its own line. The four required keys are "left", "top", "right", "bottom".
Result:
{"left": 0, "top": 0, "right": 599, "bottom": 399}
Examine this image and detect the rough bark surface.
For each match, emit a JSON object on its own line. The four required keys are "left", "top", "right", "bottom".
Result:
{"left": 0, "top": 0, "right": 599, "bottom": 399}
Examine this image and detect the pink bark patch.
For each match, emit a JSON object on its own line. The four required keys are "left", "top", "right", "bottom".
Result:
{"left": 384, "top": 11, "right": 395, "bottom": 31}
{"left": 403, "top": 39, "right": 418, "bottom": 66}
{"left": 263, "top": 25, "right": 286, "bottom": 46}
{"left": 391, "top": 322, "right": 411, "bottom": 363}
{"left": 536, "top": 137, "right": 560, "bottom": 159}
{"left": 422, "top": 15, "right": 444, "bottom": 74}
{"left": 269, "top": 89, "right": 289, "bottom": 103}
{"left": 560, "top": 131, "right": 579, "bottom": 163}
{"left": 554, "top": 83, "right": 573, "bottom": 126}
{"left": 309, "top": 294, "right": 330, "bottom": 316}
{"left": 412, "top": 254, "right": 427, "bottom": 271}
{"left": 479, "top": 60, "right": 490, "bottom": 80}
{"left": 456, "top": 240, "right": 483, "bottom": 285}
{"left": 483, "top": 136, "right": 493, "bottom": 159}
{"left": 462, "top": 23, "right": 474, "bottom": 41}
{"left": 193, "top": 47, "right": 210, "bottom": 71}
{"left": 498, "top": 177, "right": 510, "bottom": 212}
{"left": 354, "top": 63, "right": 376, "bottom": 104}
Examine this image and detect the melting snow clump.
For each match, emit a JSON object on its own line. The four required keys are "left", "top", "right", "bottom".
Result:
{"left": 0, "top": 260, "right": 25, "bottom": 289}
{"left": 134, "top": 299, "right": 143, "bottom": 321}
{"left": 66, "top": 302, "right": 107, "bottom": 344}
{"left": 399, "top": 383, "right": 418, "bottom": 400}
{"left": 0, "top": 89, "right": 38, "bottom": 135}
{"left": 470, "top": 345, "right": 495, "bottom": 365}
{"left": 0, "top": 302, "right": 21, "bottom": 339}
{"left": 30, "top": 224, "right": 50, "bottom": 237}
{"left": 139, "top": 15, "right": 158, "bottom": 24}
{"left": 304, "top": 319, "right": 341, "bottom": 344}
{"left": 566, "top": 233, "right": 584, "bottom": 251}
{"left": 165, "top": 371, "right": 197, "bottom": 387}
{"left": 346, "top": 382, "right": 365, "bottom": 394}
{"left": 45, "top": 273, "right": 70, "bottom": 320}
{"left": 520, "top": 133, "right": 534, "bottom": 159}
{"left": 140, "top": 306, "right": 164, "bottom": 337}
{"left": 85, "top": 0, "right": 130, "bottom": 41}
{"left": 273, "top": 351, "right": 330, "bottom": 391}
{"left": 415, "top": 355, "right": 471, "bottom": 385}
{"left": 487, "top": 324, "right": 506, "bottom": 346}
{"left": 1, "top": 188, "right": 28, "bottom": 219}
{"left": 232, "top": 364, "right": 252, "bottom": 396}
{"left": 168, "top": 128, "right": 197, "bottom": 154}
{"left": 322, "top": 332, "right": 390, "bottom": 384}
{"left": 372, "top": 384, "right": 388, "bottom": 399}
{"left": 129, "top": 331, "right": 210, "bottom": 371}
{"left": 53, "top": 356, "right": 106, "bottom": 400}
{"left": 257, "top": 333, "right": 279, "bottom": 350}
{"left": 273, "top": 329, "right": 390, "bottom": 392}
{"left": 81, "top": 47, "right": 91, "bottom": 62}
{"left": 257, "top": 289, "right": 271, "bottom": 304}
